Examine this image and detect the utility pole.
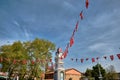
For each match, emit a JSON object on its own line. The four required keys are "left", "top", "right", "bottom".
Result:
{"left": 54, "top": 48, "right": 65, "bottom": 80}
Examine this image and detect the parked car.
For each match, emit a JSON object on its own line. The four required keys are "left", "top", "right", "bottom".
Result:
{"left": 0, "top": 75, "right": 8, "bottom": 80}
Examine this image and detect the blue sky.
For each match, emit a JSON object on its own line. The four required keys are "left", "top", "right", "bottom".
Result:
{"left": 0, "top": 0, "right": 120, "bottom": 72}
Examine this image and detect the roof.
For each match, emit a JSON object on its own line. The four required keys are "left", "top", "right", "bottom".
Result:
{"left": 65, "top": 68, "right": 82, "bottom": 75}
{"left": 45, "top": 68, "right": 82, "bottom": 75}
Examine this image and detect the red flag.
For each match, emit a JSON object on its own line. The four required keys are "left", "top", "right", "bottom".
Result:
{"left": 117, "top": 54, "right": 120, "bottom": 59}
{"left": 76, "top": 58, "right": 78, "bottom": 62}
{"left": 63, "top": 48, "right": 68, "bottom": 58}
{"left": 13, "top": 59, "right": 16, "bottom": 64}
{"left": 72, "top": 21, "right": 79, "bottom": 37}
{"left": 92, "top": 58, "right": 95, "bottom": 63}
{"left": 22, "top": 60, "right": 27, "bottom": 64}
{"left": 81, "top": 59, "right": 84, "bottom": 63}
{"left": 31, "top": 60, "right": 35, "bottom": 64}
{"left": 110, "top": 55, "right": 114, "bottom": 61}
{"left": 71, "top": 58, "right": 74, "bottom": 61}
{"left": 104, "top": 56, "right": 107, "bottom": 60}
{"left": 80, "top": 11, "right": 83, "bottom": 20}
{"left": 96, "top": 57, "right": 99, "bottom": 60}
{"left": 70, "top": 37, "right": 74, "bottom": 47}
{"left": 60, "top": 43, "right": 69, "bottom": 59}
{"left": 75, "top": 21, "right": 79, "bottom": 32}
{"left": 72, "top": 29, "right": 75, "bottom": 37}
{"left": 86, "top": 58, "right": 89, "bottom": 61}
{"left": 85, "top": 0, "right": 89, "bottom": 9}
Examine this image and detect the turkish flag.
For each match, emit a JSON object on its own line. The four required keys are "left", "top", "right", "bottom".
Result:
{"left": 76, "top": 58, "right": 78, "bottom": 62}
{"left": 71, "top": 58, "right": 74, "bottom": 61}
{"left": 96, "top": 57, "right": 99, "bottom": 60}
{"left": 80, "top": 11, "right": 83, "bottom": 20}
{"left": 70, "top": 37, "right": 74, "bottom": 47}
{"left": 92, "top": 58, "right": 95, "bottom": 62}
{"left": 117, "top": 54, "right": 120, "bottom": 59}
{"left": 86, "top": 58, "right": 89, "bottom": 61}
{"left": 81, "top": 59, "right": 84, "bottom": 63}
{"left": 104, "top": 56, "right": 107, "bottom": 60}
{"left": 110, "top": 55, "right": 114, "bottom": 61}
{"left": 86, "top": 0, "right": 89, "bottom": 9}
{"left": 75, "top": 21, "right": 79, "bottom": 32}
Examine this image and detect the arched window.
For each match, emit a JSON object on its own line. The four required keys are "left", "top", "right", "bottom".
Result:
{"left": 69, "top": 78, "right": 72, "bottom": 80}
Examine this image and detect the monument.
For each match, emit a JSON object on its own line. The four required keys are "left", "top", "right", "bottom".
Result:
{"left": 54, "top": 48, "right": 65, "bottom": 80}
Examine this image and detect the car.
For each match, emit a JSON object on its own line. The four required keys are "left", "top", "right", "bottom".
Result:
{"left": 0, "top": 75, "right": 8, "bottom": 80}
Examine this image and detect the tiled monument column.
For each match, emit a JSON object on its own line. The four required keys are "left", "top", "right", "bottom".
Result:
{"left": 54, "top": 48, "right": 65, "bottom": 80}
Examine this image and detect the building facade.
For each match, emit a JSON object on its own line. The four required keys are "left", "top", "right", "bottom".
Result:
{"left": 45, "top": 68, "right": 82, "bottom": 80}
{"left": 65, "top": 68, "right": 82, "bottom": 80}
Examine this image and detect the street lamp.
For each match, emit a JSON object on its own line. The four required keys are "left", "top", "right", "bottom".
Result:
{"left": 98, "top": 63, "right": 103, "bottom": 80}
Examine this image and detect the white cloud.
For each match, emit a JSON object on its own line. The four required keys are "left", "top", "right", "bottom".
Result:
{"left": 88, "top": 43, "right": 115, "bottom": 55}
{"left": 13, "top": 20, "right": 20, "bottom": 27}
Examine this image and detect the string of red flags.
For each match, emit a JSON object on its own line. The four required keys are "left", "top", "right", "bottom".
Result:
{"left": 61, "top": 0, "right": 90, "bottom": 59}
{"left": 61, "top": 43, "right": 69, "bottom": 59}
{"left": 0, "top": 57, "right": 53, "bottom": 65}
{"left": 70, "top": 53, "right": 120, "bottom": 63}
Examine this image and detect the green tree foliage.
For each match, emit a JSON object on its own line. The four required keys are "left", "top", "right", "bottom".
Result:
{"left": 105, "top": 65, "right": 119, "bottom": 80}
{"left": 85, "top": 68, "right": 94, "bottom": 80}
{"left": 85, "top": 68, "right": 92, "bottom": 77}
{"left": 0, "top": 38, "right": 55, "bottom": 80}
{"left": 92, "top": 64, "right": 106, "bottom": 80}
{"left": 85, "top": 63, "right": 106, "bottom": 80}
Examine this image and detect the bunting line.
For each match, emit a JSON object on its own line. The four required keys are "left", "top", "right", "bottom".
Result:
{"left": 61, "top": 0, "right": 90, "bottom": 59}
{"left": 70, "top": 53, "right": 120, "bottom": 63}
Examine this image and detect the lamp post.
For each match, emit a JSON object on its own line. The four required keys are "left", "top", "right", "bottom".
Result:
{"left": 98, "top": 63, "right": 102, "bottom": 80}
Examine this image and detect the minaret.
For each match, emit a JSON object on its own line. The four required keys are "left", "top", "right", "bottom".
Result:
{"left": 54, "top": 48, "right": 65, "bottom": 80}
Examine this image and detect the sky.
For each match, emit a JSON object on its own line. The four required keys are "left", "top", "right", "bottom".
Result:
{"left": 0, "top": 0, "right": 120, "bottom": 73}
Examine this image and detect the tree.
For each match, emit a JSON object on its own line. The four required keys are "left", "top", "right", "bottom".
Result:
{"left": 85, "top": 68, "right": 92, "bottom": 77}
{"left": 91, "top": 63, "right": 106, "bottom": 80}
{"left": 0, "top": 38, "right": 55, "bottom": 80}
{"left": 0, "top": 41, "right": 29, "bottom": 78}
{"left": 105, "top": 65, "right": 118, "bottom": 80}
{"left": 24, "top": 38, "right": 55, "bottom": 79}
